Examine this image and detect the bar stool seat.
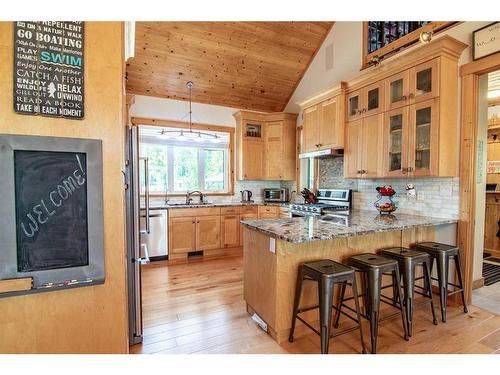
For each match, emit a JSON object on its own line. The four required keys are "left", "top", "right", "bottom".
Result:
{"left": 304, "top": 259, "right": 355, "bottom": 278}
{"left": 415, "top": 242, "right": 468, "bottom": 322}
{"left": 380, "top": 247, "right": 438, "bottom": 337}
{"left": 289, "top": 259, "right": 366, "bottom": 354}
{"left": 341, "top": 253, "right": 408, "bottom": 354}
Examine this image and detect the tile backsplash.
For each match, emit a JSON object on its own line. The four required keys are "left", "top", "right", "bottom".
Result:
{"left": 148, "top": 179, "right": 297, "bottom": 206}
{"left": 318, "top": 156, "right": 459, "bottom": 219}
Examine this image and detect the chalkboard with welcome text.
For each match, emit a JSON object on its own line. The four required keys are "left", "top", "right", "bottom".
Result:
{"left": 0, "top": 135, "right": 104, "bottom": 297}
{"left": 14, "top": 150, "right": 89, "bottom": 272}
{"left": 13, "top": 21, "right": 84, "bottom": 119}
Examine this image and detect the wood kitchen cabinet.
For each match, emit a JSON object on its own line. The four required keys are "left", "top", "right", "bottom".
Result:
{"left": 301, "top": 82, "right": 346, "bottom": 153}
{"left": 169, "top": 215, "right": 220, "bottom": 254}
{"left": 265, "top": 120, "right": 296, "bottom": 180}
{"left": 347, "top": 80, "right": 384, "bottom": 121}
{"left": 169, "top": 216, "right": 196, "bottom": 254}
{"left": 385, "top": 58, "right": 439, "bottom": 112}
{"left": 196, "top": 215, "right": 221, "bottom": 250}
{"left": 242, "top": 139, "right": 264, "bottom": 180}
{"left": 342, "top": 38, "right": 464, "bottom": 179}
{"left": 383, "top": 106, "right": 409, "bottom": 177}
{"left": 382, "top": 98, "right": 441, "bottom": 177}
{"left": 345, "top": 113, "right": 383, "bottom": 178}
{"left": 235, "top": 111, "right": 297, "bottom": 181}
{"left": 485, "top": 195, "right": 500, "bottom": 255}
{"left": 408, "top": 98, "right": 439, "bottom": 176}
{"left": 302, "top": 105, "right": 319, "bottom": 153}
{"left": 258, "top": 205, "right": 280, "bottom": 218}
{"left": 221, "top": 214, "right": 240, "bottom": 248}
{"left": 169, "top": 205, "right": 265, "bottom": 257}
{"left": 168, "top": 207, "right": 221, "bottom": 255}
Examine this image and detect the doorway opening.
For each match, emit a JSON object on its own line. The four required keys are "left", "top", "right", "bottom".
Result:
{"left": 468, "top": 68, "right": 500, "bottom": 314}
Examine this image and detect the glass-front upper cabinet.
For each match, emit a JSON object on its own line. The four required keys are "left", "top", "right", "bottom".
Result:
{"left": 384, "top": 107, "right": 408, "bottom": 176}
{"left": 385, "top": 70, "right": 409, "bottom": 111}
{"left": 408, "top": 99, "right": 438, "bottom": 176}
{"left": 347, "top": 81, "right": 384, "bottom": 121}
{"left": 365, "top": 81, "right": 384, "bottom": 117}
{"left": 243, "top": 122, "right": 262, "bottom": 140}
{"left": 409, "top": 58, "right": 439, "bottom": 103}
{"left": 347, "top": 91, "right": 362, "bottom": 121}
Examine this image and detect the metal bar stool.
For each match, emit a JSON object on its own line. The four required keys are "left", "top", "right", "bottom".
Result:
{"left": 337, "top": 253, "right": 408, "bottom": 354}
{"left": 415, "top": 242, "right": 468, "bottom": 322}
{"left": 379, "top": 247, "right": 438, "bottom": 337}
{"left": 289, "top": 259, "right": 366, "bottom": 354}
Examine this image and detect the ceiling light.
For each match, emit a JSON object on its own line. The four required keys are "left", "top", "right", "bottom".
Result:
{"left": 157, "top": 81, "right": 220, "bottom": 142}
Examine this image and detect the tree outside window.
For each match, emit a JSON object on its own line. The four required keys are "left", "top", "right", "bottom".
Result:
{"left": 140, "top": 139, "right": 229, "bottom": 194}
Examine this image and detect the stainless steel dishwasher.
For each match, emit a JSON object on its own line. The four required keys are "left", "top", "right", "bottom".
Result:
{"left": 140, "top": 209, "right": 167, "bottom": 260}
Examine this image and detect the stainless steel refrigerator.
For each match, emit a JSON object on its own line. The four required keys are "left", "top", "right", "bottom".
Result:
{"left": 125, "top": 125, "right": 150, "bottom": 345}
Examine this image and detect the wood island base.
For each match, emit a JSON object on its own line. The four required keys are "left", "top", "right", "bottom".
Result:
{"left": 243, "top": 226, "right": 436, "bottom": 344}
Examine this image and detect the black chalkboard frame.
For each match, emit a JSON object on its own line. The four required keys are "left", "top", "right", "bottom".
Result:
{"left": 0, "top": 134, "right": 104, "bottom": 298}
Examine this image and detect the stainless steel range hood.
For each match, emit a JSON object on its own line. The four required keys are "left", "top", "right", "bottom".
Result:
{"left": 299, "top": 148, "right": 344, "bottom": 159}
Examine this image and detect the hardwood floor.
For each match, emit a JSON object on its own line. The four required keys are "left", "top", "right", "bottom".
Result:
{"left": 130, "top": 254, "right": 500, "bottom": 354}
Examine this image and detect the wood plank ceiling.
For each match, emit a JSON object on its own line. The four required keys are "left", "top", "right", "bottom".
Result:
{"left": 126, "top": 22, "right": 334, "bottom": 112}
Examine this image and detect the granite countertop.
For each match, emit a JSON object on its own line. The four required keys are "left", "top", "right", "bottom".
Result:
{"left": 240, "top": 210, "right": 457, "bottom": 244}
{"left": 142, "top": 201, "right": 290, "bottom": 210}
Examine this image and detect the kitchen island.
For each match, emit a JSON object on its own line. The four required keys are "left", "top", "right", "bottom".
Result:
{"left": 240, "top": 210, "right": 457, "bottom": 343}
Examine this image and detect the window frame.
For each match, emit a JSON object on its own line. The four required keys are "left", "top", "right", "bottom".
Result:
{"left": 132, "top": 117, "right": 235, "bottom": 197}
{"left": 296, "top": 126, "right": 318, "bottom": 194}
{"left": 168, "top": 145, "right": 229, "bottom": 194}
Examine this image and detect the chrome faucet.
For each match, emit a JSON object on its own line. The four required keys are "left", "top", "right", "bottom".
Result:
{"left": 186, "top": 190, "right": 204, "bottom": 204}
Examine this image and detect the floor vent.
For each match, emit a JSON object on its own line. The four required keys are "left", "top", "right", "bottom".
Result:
{"left": 188, "top": 250, "right": 204, "bottom": 258}
{"left": 483, "top": 258, "right": 500, "bottom": 286}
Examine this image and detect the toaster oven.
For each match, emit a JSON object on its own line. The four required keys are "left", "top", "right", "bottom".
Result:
{"left": 263, "top": 188, "right": 289, "bottom": 203}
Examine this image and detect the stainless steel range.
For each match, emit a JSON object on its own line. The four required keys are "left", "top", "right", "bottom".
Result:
{"left": 291, "top": 188, "right": 352, "bottom": 217}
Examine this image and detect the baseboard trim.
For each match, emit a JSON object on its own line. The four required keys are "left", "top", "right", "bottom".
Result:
{"left": 472, "top": 277, "right": 485, "bottom": 290}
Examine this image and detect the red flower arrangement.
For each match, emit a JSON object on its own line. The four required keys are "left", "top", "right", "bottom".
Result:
{"left": 376, "top": 185, "right": 396, "bottom": 197}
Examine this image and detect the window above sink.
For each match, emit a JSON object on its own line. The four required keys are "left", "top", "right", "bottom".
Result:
{"left": 138, "top": 124, "right": 232, "bottom": 195}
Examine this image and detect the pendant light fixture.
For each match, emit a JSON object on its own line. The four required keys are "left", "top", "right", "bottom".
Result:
{"left": 158, "top": 81, "right": 220, "bottom": 143}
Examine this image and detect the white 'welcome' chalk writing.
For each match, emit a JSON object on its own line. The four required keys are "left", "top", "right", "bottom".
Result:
{"left": 20, "top": 154, "right": 86, "bottom": 238}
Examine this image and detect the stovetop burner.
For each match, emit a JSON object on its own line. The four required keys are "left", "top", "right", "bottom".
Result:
{"left": 290, "top": 189, "right": 352, "bottom": 216}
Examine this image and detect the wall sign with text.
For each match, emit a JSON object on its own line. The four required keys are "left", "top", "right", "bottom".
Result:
{"left": 473, "top": 22, "right": 500, "bottom": 61}
{"left": 13, "top": 21, "right": 85, "bottom": 119}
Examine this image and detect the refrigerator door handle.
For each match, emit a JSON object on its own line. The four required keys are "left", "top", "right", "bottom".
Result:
{"left": 136, "top": 243, "right": 150, "bottom": 265}
{"left": 140, "top": 157, "right": 151, "bottom": 235}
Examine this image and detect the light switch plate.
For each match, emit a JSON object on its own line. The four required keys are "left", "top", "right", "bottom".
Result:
{"left": 269, "top": 238, "right": 276, "bottom": 253}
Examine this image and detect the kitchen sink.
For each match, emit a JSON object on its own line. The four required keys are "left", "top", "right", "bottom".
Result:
{"left": 167, "top": 202, "right": 214, "bottom": 206}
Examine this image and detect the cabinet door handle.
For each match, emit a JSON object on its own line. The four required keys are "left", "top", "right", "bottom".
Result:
{"left": 318, "top": 143, "right": 322, "bottom": 147}
{"left": 408, "top": 166, "right": 414, "bottom": 172}
{"left": 409, "top": 93, "right": 415, "bottom": 99}
{"left": 192, "top": 219, "right": 196, "bottom": 224}
{"left": 402, "top": 95, "right": 407, "bottom": 101}
{"left": 402, "top": 167, "right": 408, "bottom": 173}
{"left": 362, "top": 108, "right": 367, "bottom": 113}
{"left": 361, "top": 169, "right": 367, "bottom": 174}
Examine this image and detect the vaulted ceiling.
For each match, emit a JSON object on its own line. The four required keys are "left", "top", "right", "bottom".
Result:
{"left": 126, "top": 22, "right": 334, "bottom": 112}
